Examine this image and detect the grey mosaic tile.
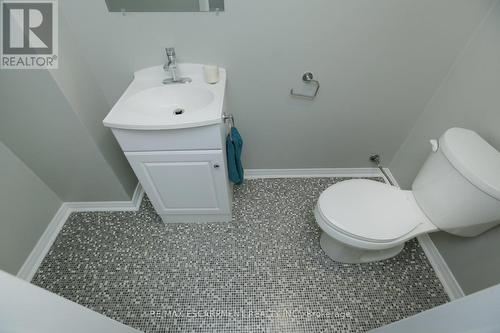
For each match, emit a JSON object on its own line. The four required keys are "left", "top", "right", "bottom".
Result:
{"left": 32, "top": 178, "right": 448, "bottom": 332}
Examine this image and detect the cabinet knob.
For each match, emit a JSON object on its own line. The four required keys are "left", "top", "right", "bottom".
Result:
{"left": 214, "top": 164, "right": 220, "bottom": 169}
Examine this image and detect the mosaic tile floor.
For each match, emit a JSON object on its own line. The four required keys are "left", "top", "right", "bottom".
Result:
{"left": 32, "top": 178, "right": 448, "bottom": 332}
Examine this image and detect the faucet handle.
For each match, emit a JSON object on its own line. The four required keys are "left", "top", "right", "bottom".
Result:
{"left": 165, "top": 47, "right": 176, "bottom": 56}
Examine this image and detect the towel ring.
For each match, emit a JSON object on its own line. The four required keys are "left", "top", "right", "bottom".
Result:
{"left": 222, "top": 113, "right": 235, "bottom": 128}
{"left": 290, "top": 72, "right": 320, "bottom": 100}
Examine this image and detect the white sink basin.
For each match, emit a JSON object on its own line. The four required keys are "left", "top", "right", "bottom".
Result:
{"left": 103, "top": 64, "right": 226, "bottom": 130}
{"left": 126, "top": 85, "right": 215, "bottom": 118}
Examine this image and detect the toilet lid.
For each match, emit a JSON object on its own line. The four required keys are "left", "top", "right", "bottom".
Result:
{"left": 440, "top": 128, "right": 500, "bottom": 201}
{"left": 317, "top": 179, "right": 423, "bottom": 242}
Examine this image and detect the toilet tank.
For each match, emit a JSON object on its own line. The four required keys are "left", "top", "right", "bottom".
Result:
{"left": 412, "top": 128, "right": 500, "bottom": 237}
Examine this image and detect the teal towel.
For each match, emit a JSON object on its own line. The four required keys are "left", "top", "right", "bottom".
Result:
{"left": 226, "top": 127, "right": 244, "bottom": 185}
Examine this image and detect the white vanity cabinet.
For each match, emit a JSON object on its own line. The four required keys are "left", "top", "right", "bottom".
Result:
{"left": 112, "top": 124, "right": 233, "bottom": 223}
{"left": 126, "top": 150, "right": 231, "bottom": 220}
{"left": 102, "top": 64, "right": 233, "bottom": 223}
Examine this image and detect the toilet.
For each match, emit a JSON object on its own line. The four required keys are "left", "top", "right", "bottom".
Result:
{"left": 315, "top": 128, "right": 500, "bottom": 263}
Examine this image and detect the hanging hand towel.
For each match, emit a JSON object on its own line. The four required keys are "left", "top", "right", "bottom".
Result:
{"left": 226, "top": 127, "right": 244, "bottom": 185}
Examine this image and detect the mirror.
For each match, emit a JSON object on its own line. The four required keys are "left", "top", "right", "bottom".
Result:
{"left": 105, "top": 0, "right": 224, "bottom": 13}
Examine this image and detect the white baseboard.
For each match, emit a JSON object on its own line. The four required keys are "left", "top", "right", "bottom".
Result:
{"left": 66, "top": 183, "right": 144, "bottom": 212}
{"left": 17, "top": 183, "right": 144, "bottom": 281}
{"left": 245, "top": 168, "right": 385, "bottom": 179}
{"left": 16, "top": 204, "right": 73, "bottom": 281}
{"left": 380, "top": 167, "right": 398, "bottom": 187}
{"left": 385, "top": 170, "right": 464, "bottom": 300}
{"left": 417, "top": 234, "right": 465, "bottom": 300}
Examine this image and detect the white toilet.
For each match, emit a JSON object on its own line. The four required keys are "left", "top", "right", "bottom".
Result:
{"left": 315, "top": 128, "right": 500, "bottom": 263}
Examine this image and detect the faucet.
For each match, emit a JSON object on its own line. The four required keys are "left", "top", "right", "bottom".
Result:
{"left": 164, "top": 48, "right": 177, "bottom": 81}
{"left": 163, "top": 47, "right": 192, "bottom": 84}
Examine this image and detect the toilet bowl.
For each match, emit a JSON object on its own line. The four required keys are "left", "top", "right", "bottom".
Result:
{"left": 314, "top": 179, "right": 437, "bottom": 263}
{"left": 315, "top": 128, "right": 500, "bottom": 263}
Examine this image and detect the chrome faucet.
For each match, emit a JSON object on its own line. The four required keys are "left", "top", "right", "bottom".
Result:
{"left": 163, "top": 47, "right": 192, "bottom": 85}
{"left": 164, "top": 48, "right": 177, "bottom": 80}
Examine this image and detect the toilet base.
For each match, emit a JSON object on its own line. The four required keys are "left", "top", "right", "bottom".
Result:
{"left": 319, "top": 232, "right": 404, "bottom": 264}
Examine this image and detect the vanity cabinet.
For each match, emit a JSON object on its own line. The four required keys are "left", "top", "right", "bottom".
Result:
{"left": 102, "top": 64, "right": 232, "bottom": 223}
{"left": 126, "top": 150, "right": 231, "bottom": 219}
{"left": 113, "top": 124, "right": 233, "bottom": 223}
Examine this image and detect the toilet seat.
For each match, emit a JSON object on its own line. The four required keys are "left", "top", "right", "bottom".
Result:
{"left": 315, "top": 179, "right": 436, "bottom": 250}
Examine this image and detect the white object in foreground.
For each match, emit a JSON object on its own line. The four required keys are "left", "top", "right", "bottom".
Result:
{"left": 369, "top": 282, "right": 500, "bottom": 332}
{"left": 0, "top": 271, "right": 141, "bottom": 333}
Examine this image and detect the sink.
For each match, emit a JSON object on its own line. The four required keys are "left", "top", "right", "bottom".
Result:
{"left": 126, "top": 85, "right": 215, "bottom": 118}
{"left": 103, "top": 64, "right": 226, "bottom": 130}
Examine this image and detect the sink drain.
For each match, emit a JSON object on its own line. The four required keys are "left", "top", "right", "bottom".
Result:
{"left": 173, "top": 108, "right": 185, "bottom": 115}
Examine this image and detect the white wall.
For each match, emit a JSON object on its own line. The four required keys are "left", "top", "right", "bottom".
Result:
{"left": 0, "top": 18, "right": 138, "bottom": 272}
{"left": 390, "top": 0, "right": 500, "bottom": 295}
{"left": 0, "top": 142, "right": 61, "bottom": 275}
{"left": 49, "top": 16, "right": 137, "bottom": 198}
{"left": 0, "top": 69, "right": 134, "bottom": 202}
{"left": 0, "top": 9, "right": 139, "bottom": 277}
{"left": 60, "top": 0, "right": 493, "bottom": 169}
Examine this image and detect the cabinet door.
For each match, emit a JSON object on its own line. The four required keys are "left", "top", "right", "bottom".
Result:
{"left": 125, "top": 150, "right": 230, "bottom": 215}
